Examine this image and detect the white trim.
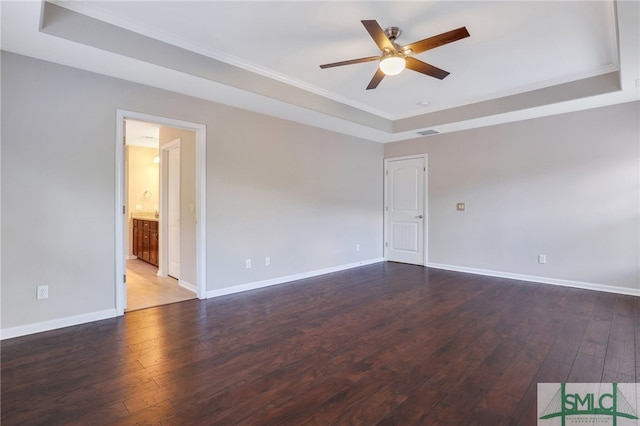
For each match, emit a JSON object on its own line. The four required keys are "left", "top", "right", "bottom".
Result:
{"left": 427, "top": 262, "right": 640, "bottom": 297}
{"left": 116, "top": 110, "right": 207, "bottom": 316}
{"left": 115, "top": 111, "right": 126, "bottom": 314}
{"left": 0, "top": 309, "right": 118, "bottom": 341}
{"left": 195, "top": 123, "right": 207, "bottom": 301}
{"left": 383, "top": 154, "right": 428, "bottom": 266}
{"left": 158, "top": 138, "right": 181, "bottom": 278}
{"left": 179, "top": 280, "right": 197, "bottom": 293}
{"left": 207, "top": 258, "right": 384, "bottom": 299}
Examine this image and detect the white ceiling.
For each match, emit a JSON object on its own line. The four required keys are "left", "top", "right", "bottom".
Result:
{"left": 2, "top": 1, "right": 639, "bottom": 143}
{"left": 126, "top": 120, "right": 161, "bottom": 149}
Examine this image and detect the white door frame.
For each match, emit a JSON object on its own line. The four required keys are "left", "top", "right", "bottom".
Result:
{"left": 159, "top": 138, "right": 181, "bottom": 279}
{"left": 115, "top": 110, "right": 207, "bottom": 315}
{"left": 383, "top": 154, "right": 428, "bottom": 265}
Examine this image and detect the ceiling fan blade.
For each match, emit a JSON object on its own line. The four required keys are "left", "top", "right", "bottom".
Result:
{"left": 366, "top": 68, "right": 385, "bottom": 90}
{"left": 361, "top": 20, "right": 396, "bottom": 52}
{"left": 320, "top": 56, "right": 380, "bottom": 69}
{"left": 405, "top": 57, "right": 450, "bottom": 80}
{"left": 403, "top": 27, "right": 470, "bottom": 55}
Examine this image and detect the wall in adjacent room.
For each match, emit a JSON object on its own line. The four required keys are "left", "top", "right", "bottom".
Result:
{"left": 126, "top": 145, "right": 159, "bottom": 258}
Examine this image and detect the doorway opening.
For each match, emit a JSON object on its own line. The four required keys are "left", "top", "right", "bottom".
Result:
{"left": 115, "top": 111, "right": 207, "bottom": 315}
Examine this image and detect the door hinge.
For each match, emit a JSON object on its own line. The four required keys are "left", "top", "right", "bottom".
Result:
{"left": 123, "top": 205, "right": 126, "bottom": 214}
{"left": 385, "top": 242, "right": 388, "bottom": 247}
{"left": 385, "top": 170, "right": 388, "bottom": 176}
{"left": 385, "top": 205, "right": 388, "bottom": 211}
{"left": 123, "top": 274, "right": 126, "bottom": 283}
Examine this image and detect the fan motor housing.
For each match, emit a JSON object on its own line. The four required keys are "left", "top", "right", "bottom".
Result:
{"left": 384, "top": 27, "right": 401, "bottom": 41}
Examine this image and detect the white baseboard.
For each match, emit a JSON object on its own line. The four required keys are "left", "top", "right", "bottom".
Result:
{"left": 9, "top": 259, "right": 628, "bottom": 340}
{"left": 0, "top": 308, "right": 118, "bottom": 340}
{"left": 207, "top": 258, "right": 385, "bottom": 299}
{"left": 179, "top": 279, "right": 197, "bottom": 293}
{"left": 427, "top": 262, "right": 640, "bottom": 297}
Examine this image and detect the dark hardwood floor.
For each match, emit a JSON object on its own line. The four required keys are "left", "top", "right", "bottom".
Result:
{"left": 2, "top": 263, "right": 638, "bottom": 425}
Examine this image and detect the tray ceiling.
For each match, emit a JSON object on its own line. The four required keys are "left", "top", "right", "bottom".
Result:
{"left": 2, "top": 1, "right": 638, "bottom": 142}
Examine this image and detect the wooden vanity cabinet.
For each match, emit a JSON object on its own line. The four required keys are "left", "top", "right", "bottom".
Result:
{"left": 132, "top": 218, "right": 158, "bottom": 267}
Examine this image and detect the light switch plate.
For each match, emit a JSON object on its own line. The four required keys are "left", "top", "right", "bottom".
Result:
{"left": 456, "top": 203, "right": 465, "bottom": 211}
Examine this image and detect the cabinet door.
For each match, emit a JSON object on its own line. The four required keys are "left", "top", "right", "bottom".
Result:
{"left": 137, "top": 225, "right": 144, "bottom": 257}
{"left": 142, "top": 228, "right": 150, "bottom": 261}
{"left": 132, "top": 220, "right": 138, "bottom": 256}
{"left": 150, "top": 231, "right": 158, "bottom": 266}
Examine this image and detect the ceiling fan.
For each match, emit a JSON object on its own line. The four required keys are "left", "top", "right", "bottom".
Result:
{"left": 320, "top": 20, "right": 470, "bottom": 90}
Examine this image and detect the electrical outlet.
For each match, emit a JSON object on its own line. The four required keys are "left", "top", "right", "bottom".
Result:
{"left": 37, "top": 285, "right": 49, "bottom": 300}
{"left": 265, "top": 256, "right": 271, "bottom": 266}
{"left": 245, "top": 259, "right": 252, "bottom": 269}
{"left": 456, "top": 202, "right": 465, "bottom": 211}
{"left": 538, "top": 254, "right": 547, "bottom": 264}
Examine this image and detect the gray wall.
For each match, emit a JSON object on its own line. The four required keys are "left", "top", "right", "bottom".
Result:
{"left": 209, "top": 113, "right": 383, "bottom": 288}
{"left": 3, "top": 49, "right": 637, "bottom": 334}
{"left": 1, "top": 52, "right": 383, "bottom": 330}
{"left": 385, "top": 101, "right": 640, "bottom": 290}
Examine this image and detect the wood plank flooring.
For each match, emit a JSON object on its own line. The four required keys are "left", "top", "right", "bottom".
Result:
{"left": 2, "top": 263, "right": 638, "bottom": 425}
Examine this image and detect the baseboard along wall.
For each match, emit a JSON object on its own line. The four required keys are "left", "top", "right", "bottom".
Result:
{"left": 427, "top": 262, "right": 640, "bottom": 297}
{"left": 3, "top": 258, "right": 635, "bottom": 340}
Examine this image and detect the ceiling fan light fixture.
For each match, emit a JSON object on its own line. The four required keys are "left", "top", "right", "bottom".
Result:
{"left": 379, "top": 54, "right": 405, "bottom": 75}
{"left": 319, "top": 20, "right": 470, "bottom": 90}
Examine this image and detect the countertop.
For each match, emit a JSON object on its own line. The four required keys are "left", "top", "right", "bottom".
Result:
{"left": 131, "top": 212, "right": 159, "bottom": 221}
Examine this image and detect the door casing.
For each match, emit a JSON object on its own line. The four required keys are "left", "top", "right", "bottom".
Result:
{"left": 115, "top": 110, "right": 207, "bottom": 315}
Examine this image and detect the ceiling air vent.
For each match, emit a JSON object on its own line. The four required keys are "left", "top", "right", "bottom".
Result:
{"left": 417, "top": 129, "right": 440, "bottom": 136}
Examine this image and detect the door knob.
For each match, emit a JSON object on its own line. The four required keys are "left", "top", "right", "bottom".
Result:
{"left": 415, "top": 215, "right": 423, "bottom": 219}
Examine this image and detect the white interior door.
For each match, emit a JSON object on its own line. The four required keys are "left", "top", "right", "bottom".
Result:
{"left": 167, "top": 145, "right": 181, "bottom": 279}
{"left": 385, "top": 156, "right": 426, "bottom": 265}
